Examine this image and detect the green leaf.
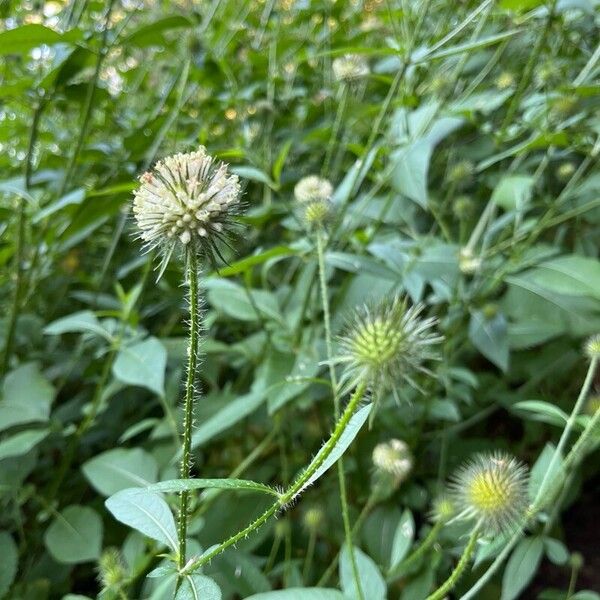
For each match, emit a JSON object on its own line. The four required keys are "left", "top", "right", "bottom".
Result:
{"left": 44, "top": 310, "right": 111, "bottom": 339}
{"left": 44, "top": 505, "right": 103, "bottom": 564}
{"left": 299, "top": 403, "right": 372, "bottom": 493}
{"left": 105, "top": 488, "right": 178, "bottom": 551}
{"left": 123, "top": 15, "right": 195, "bottom": 47}
{"left": 468, "top": 310, "right": 509, "bottom": 371}
{"left": 245, "top": 590, "right": 345, "bottom": 600}
{"left": 175, "top": 574, "right": 222, "bottom": 600}
{"left": 389, "top": 510, "right": 415, "bottom": 569}
{"left": 190, "top": 388, "right": 265, "bottom": 451}
{"left": 340, "top": 545, "right": 386, "bottom": 600}
{"left": 215, "top": 246, "right": 297, "bottom": 277}
{"left": 529, "top": 443, "right": 564, "bottom": 502}
{"left": 0, "top": 25, "right": 81, "bottom": 56}
{"left": 512, "top": 400, "right": 569, "bottom": 427}
{"left": 501, "top": 536, "right": 544, "bottom": 600}
{"left": 491, "top": 175, "right": 534, "bottom": 211}
{"left": 0, "top": 363, "right": 54, "bottom": 432}
{"left": 0, "top": 429, "right": 48, "bottom": 460}
{"left": 0, "top": 531, "right": 17, "bottom": 597}
{"left": 82, "top": 448, "right": 158, "bottom": 497}
{"left": 148, "top": 478, "right": 280, "bottom": 497}
{"left": 544, "top": 537, "right": 569, "bottom": 565}
{"left": 391, "top": 139, "right": 432, "bottom": 208}
{"left": 231, "top": 166, "right": 279, "bottom": 190}
{"left": 113, "top": 337, "right": 167, "bottom": 397}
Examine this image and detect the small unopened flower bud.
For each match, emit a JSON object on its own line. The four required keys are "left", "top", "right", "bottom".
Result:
{"left": 450, "top": 451, "right": 529, "bottom": 534}
{"left": 431, "top": 495, "right": 455, "bottom": 523}
{"left": 454, "top": 195, "right": 474, "bottom": 219}
{"left": 303, "top": 506, "right": 325, "bottom": 533}
{"left": 459, "top": 247, "right": 481, "bottom": 274}
{"left": 332, "top": 54, "right": 369, "bottom": 83}
{"left": 447, "top": 160, "right": 474, "bottom": 184}
{"left": 132, "top": 147, "right": 241, "bottom": 263}
{"left": 584, "top": 334, "right": 600, "bottom": 360}
{"left": 97, "top": 548, "right": 126, "bottom": 591}
{"left": 557, "top": 162, "right": 575, "bottom": 181}
{"left": 585, "top": 395, "right": 600, "bottom": 416}
{"left": 372, "top": 439, "right": 413, "bottom": 480}
{"left": 495, "top": 72, "right": 515, "bottom": 90}
{"left": 294, "top": 176, "right": 333, "bottom": 204}
{"left": 332, "top": 296, "right": 442, "bottom": 398}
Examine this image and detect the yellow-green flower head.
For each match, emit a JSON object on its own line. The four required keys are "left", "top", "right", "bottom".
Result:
{"left": 133, "top": 147, "right": 241, "bottom": 263}
{"left": 332, "top": 296, "right": 442, "bottom": 398}
{"left": 431, "top": 495, "right": 456, "bottom": 523}
{"left": 372, "top": 439, "right": 413, "bottom": 480}
{"left": 303, "top": 506, "right": 325, "bottom": 532}
{"left": 303, "top": 199, "right": 332, "bottom": 228}
{"left": 97, "top": 548, "right": 125, "bottom": 590}
{"left": 451, "top": 452, "right": 529, "bottom": 534}
{"left": 332, "top": 54, "right": 370, "bottom": 83}
{"left": 584, "top": 334, "right": 600, "bottom": 360}
{"left": 294, "top": 175, "right": 333, "bottom": 204}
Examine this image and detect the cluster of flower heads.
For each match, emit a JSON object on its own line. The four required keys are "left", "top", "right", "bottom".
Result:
{"left": 132, "top": 147, "right": 241, "bottom": 266}
{"left": 331, "top": 296, "right": 442, "bottom": 400}
{"left": 449, "top": 451, "right": 529, "bottom": 534}
{"left": 332, "top": 54, "right": 370, "bottom": 83}
{"left": 294, "top": 175, "right": 333, "bottom": 229}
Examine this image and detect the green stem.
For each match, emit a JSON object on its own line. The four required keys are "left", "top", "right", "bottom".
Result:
{"left": 316, "top": 229, "right": 364, "bottom": 600}
{"left": 182, "top": 381, "right": 367, "bottom": 575}
{"left": 426, "top": 523, "right": 481, "bottom": 600}
{"left": 177, "top": 251, "right": 201, "bottom": 570}
{"left": 303, "top": 528, "right": 317, "bottom": 582}
{"left": 322, "top": 84, "right": 348, "bottom": 177}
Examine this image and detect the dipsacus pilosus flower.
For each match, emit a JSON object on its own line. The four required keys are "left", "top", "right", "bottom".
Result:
{"left": 294, "top": 176, "right": 333, "bottom": 204}
{"left": 133, "top": 147, "right": 241, "bottom": 268}
{"left": 332, "top": 54, "right": 369, "bottom": 82}
{"left": 331, "top": 296, "right": 442, "bottom": 401}
{"left": 450, "top": 451, "right": 529, "bottom": 534}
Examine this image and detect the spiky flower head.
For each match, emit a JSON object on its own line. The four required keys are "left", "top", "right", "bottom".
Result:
{"left": 431, "top": 494, "right": 456, "bottom": 524}
{"left": 294, "top": 176, "right": 333, "bottom": 204}
{"left": 584, "top": 334, "right": 600, "bottom": 360}
{"left": 97, "top": 548, "right": 126, "bottom": 590}
{"left": 332, "top": 296, "right": 442, "bottom": 398}
{"left": 332, "top": 54, "right": 370, "bottom": 83}
{"left": 450, "top": 452, "right": 529, "bottom": 534}
{"left": 132, "top": 147, "right": 241, "bottom": 266}
{"left": 372, "top": 439, "right": 413, "bottom": 480}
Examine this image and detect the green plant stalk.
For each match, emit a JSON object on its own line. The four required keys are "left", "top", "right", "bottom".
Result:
{"left": 387, "top": 519, "right": 445, "bottom": 582}
{"left": 316, "top": 229, "right": 364, "bottom": 600}
{"left": 303, "top": 527, "right": 317, "bottom": 582}
{"left": 322, "top": 83, "right": 348, "bottom": 177}
{"left": 460, "top": 357, "right": 599, "bottom": 599}
{"left": 182, "top": 381, "right": 367, "bottom": 576}
{"left": 177, "top": 250, "right": 201, "bottom": 570}
{"left": 426, "top": 523, "right": 481, "bottom": 600}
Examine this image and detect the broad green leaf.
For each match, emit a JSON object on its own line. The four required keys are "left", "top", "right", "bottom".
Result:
{"left": 491, "top": 175, "right": 534, "bottom": 211}
{"left": 391, "top": 139, "right": 432, "bottom": 208}
{"left": 340, "top": 545, "right": 386, "bottom": 600}
{"left": 389, "top": 510, "right": 415, "bottom": 569}
{"left": 0, "top": 363, "right": 54, "bottom": 432}
{"left": 468, "top": 310, "right": 509, "bottom": 371}
{"left": 0, "top": 429, "right": 48, "bottom": 460}
{"left": 299, "top": 403, "right": 372, "bottom": 493}
{"left": 44, "top": 310, "right": 110, "bottom": 339}
{"left": 44, "top": 505, "right": 103, "bottom": 564}
{"left": 245, "top": 590, "right": 345, "bottom": 600}
{"left": 501, "top": 536, "right": 544, "bottom": 600}
{"left": 231, "top": 166, "right": 278, "bottom": 190}
{"left": 512, "top": 400, "right": 568, "bottom": 427}
{"left": 0, "top": 25, "right": 81, "bottom": 56}
{"left": 0, "top": 531, "right": 17, "bottom": 597}
{"left": 149, "top": 478, "right": 280, "bottom": 497}
{"left": 529, "top": 443, "right": 563, "bottom": 502}
{"left": 105, "top": 488, "right": 178, "bottom": 551}
{"left": 33, "top": 188, "right": 85, "bottom": 223}
{"left": 82, "top": 448, "right": 158, "bottom": 497}
{"left": 215, "top": 246, "right": 296, "bottom": 277}
{"left": 544, "top": 537, "right": 569, "bottom": 565}
{"left": 123, "top": 16, "right": 195, "bottom": 47}
{"left": 189, "top": 388, "right": 265, "bottom": 451}
{"left": 176, "top": 574, "right": 222, "bottom": 600}
{"left": 113, "top": 337, "right": 167, "bottom": 397}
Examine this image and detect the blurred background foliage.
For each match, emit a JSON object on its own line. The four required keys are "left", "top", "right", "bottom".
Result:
{"left": 0, "top": 0, "right": 599, "bottom": 598}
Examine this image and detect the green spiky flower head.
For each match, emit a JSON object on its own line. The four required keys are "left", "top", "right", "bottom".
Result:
{"left": 584, "top": 334, "right": 600, "bottom": 360}
{"left": 332, "top": 296, "right": 442, "bottom": 399}
{"left": 451, "top": 452, "right": 529, "bottom": 534}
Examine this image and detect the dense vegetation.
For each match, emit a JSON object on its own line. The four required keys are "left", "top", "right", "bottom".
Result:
{"left": 1, "top": 1, "right": 599, "bottom": 599}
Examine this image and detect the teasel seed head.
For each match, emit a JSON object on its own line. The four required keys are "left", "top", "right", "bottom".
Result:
{"left": 372, "top": 439, "right": 413, "bottom": 481}
{"left": 332, "top": 54, "right": 370, "bottom": 83}
{"left": 450, "top": 451, "right": 529, "bottom": 534}
{"left": 331, "top": 296, "right": 442, "bottom": 400}
{"left": 584, "top": 334, "right": 600, "bottom": 360}
{"left": 294, "top": 175, "right": 333, "bottom": 204}
{"left": 132, "top": 147, "right": 242, "bottom": 269}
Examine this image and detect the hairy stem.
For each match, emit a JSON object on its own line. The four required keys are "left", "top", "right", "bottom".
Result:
{"left": 426, "top": 523, "right": 481, "bottom": 600}
{"left": 182, "top": 381, "right": 367, "bottom": 575}
{"left": 178, "top": 250, "right": 201, "bottom": 570}
{"left": 316, "top": 229, "right": 364, "bottom": 600}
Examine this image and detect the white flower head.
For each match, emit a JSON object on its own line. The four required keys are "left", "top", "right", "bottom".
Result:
{"left": 372, "top": 439, "right": 413, "bottom": 480}
{"left": 133, "top": 147, "right": 241, "bottom": 266}
{"left": 332, "top": 54, "right": 370, "bottom": 83}
{"left": 294, "top": 175, "right": 333, "bottom": 204}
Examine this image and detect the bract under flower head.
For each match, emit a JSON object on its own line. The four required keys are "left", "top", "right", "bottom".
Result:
{"left": 133, "top": 147, "right": 241, "bottom": 267}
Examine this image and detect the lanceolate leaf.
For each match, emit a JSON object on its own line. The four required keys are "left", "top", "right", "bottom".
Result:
{"left": 148, "top": 478, "right": 280, "bottom": 497}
